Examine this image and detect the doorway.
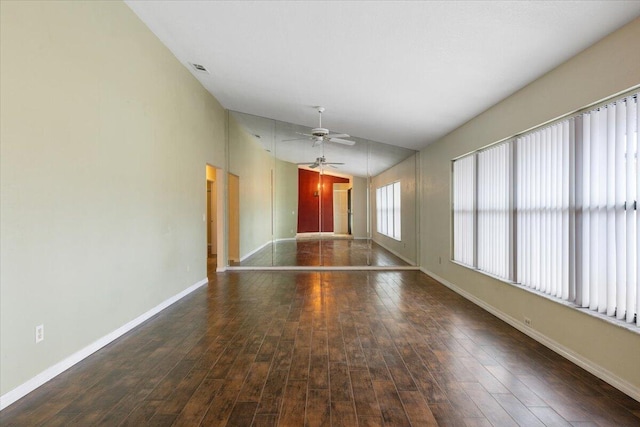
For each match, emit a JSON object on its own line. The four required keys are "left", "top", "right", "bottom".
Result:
{"left": 206, "top": 165, "right": 223, "bottom": 278}
{"left": 228, "top": 173, "right": 240, "bottom": 264}
{"left": 207, "top": 180, "right": 216, "bottom": 256}
{"left": 333, "top": 183, "right": 350, "bottom": 235}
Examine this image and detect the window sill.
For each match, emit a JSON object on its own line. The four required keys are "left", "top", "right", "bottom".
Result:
{"left": 450, "top": 259, "right": 640, "bottom": 336}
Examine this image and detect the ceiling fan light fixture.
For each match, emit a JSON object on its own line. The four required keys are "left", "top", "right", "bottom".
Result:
{"left": 285, "top": 107, "right": 356, "bottom": 146}
{"left": 311, "top": 127, "right": 329, "bottom": 137}
{"left": 300, "top": 107, "right": 356, "bottom": 146}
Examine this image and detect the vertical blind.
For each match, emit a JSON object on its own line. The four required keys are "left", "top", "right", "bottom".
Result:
{"left": 452, "top": 155, "right": 475, "bottom": 266}
{"left": 452, "top": 92, "right": 639, "bottom": 326}
{"left": 516, "top": 120, "right": 574, "bottom": 301}
{"left": 478, "top": 143, "right": 511, "bottom": 279}
{"left": 376, "top": 181, "right": 401, "bottom": 240}
{"left": 575, "top": 95, "right": 638, "bottom": 323}
{"left": 376, "top": 186, "right": 383, "bottom": 235}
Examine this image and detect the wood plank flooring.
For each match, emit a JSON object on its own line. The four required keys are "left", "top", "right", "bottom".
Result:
{"left": 1, "top": 271, "right": 639, "bottom": 426}
{"left": 230, "top": 239, "right": 411, "bottom": 267}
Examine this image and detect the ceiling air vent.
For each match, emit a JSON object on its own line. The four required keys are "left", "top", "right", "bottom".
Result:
{"left": 190, "top": 63, "right": 209, "bottom": 73}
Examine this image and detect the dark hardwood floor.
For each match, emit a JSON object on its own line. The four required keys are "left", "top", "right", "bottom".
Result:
{"left": 2, "top": 271, "right": 639, "bottom": 426}
{"left": 230, "top": 239, "right": 412, "bottom": 267}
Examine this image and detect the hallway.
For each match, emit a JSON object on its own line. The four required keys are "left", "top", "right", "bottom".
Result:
{"left": 1, "top": 271, "right": 639, "bottom": 426}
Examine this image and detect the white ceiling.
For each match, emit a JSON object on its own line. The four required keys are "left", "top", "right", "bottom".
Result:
{"left": 125, "top": 1, "right": 640, "bottom": 151}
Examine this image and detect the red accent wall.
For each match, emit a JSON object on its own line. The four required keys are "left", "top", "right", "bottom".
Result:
{"left": 297, "top": 169, "right": 349, "bottom": 233}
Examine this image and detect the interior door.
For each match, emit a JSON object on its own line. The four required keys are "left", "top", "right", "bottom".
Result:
{"left": 333, "top": 183, "right": 350, "bottom": 235}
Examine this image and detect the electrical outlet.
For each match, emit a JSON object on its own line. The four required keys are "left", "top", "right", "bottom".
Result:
{"left": 35, "top": 324, "right": 44, "bottom": 343}
{"left": 524, "top": 317, "right": 532, "bottom": 327}
{"left": 439, "top": 256, "right": 442, "bottom": 264}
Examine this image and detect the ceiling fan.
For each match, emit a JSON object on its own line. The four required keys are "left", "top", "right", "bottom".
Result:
{"left": 297, "top": 156, "right": 344, "bottom": 169}
{"left": 284, "top": 107, "right": 355, "bottom": 146}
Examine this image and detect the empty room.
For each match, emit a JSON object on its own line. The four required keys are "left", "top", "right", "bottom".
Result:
{"left": 1, "top": 1, "right": 640, "bottom": 426}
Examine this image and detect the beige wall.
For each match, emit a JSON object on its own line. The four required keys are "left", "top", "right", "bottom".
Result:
{"left": 228, "top": 115, "right": 273, "bottom": 260}
{"left": 420, "top": 18, "right": 640, "bottom": 398}
{"left": 351, "top": 176, "right": 369, "bottom": 239}
{"left": 274, "top": 159, "right": 299, "bottom": 240}
{"left": 372, "top": 154, "right": 419, "bottom": 264}
{"left": 0, "top": 1, "right": 226, "bottom": 396}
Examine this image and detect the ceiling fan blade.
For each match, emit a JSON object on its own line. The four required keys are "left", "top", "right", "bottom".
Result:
{"left": 329, "top": 138, "right": 356, "bottom": 146}
{"left": 309, "top": 163, "right": 319, "bottom": 169}
{"left": 326, "top": 133, "right": 349, "bottom": 139}
{"left": 282, "top": 137, "right": 310, "bottom": 142}
{"left": 295, "top": 162, "right": 315, "bottom": 165}
{"left": 324, "top": 162, "right": 345, "bottom": 165}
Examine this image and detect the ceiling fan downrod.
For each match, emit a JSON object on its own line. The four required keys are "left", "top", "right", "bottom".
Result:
{"left": 316, "top": 106, "right": 325, "bottom": 128}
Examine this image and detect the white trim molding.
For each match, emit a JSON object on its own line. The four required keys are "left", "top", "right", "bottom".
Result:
{"left": 0, "top": 278, "right": 208, "bottom": 411}
{"left": 421, "top": 268, "right": 640, "bottom": 403}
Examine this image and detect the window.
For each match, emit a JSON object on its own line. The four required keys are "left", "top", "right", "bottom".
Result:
{"left": 453, "top": 143, "right": 512, "bottom": 279}
{"left": 575, "top": 97, "right": 638, "bottom": 321}
{"left": 376, "top": 181, "right": 401, "bottom": 240}
{"left": 516, "top": 119, "right": 574, "bottom": 300}
{"left": 477, "top": 143, "right": 512, "bottom": 280}
{"left": 452, "top": 92, "right": 639, "bottom": 326}
{"left": 452, "top": 155, "right": 475, "bottom": 266}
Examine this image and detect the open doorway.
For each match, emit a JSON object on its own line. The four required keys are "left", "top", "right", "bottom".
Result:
{"left": 333, "top": 183, "right": 350, "bottom": 235}
{"left": 206, "top": 165, "right": 223, "bottom": 278}
{"left": 228, "top": 173, "right": 240, "bottom": 264}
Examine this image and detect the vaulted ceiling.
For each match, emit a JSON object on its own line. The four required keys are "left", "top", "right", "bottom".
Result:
{"left": 126, "top": 1, "right": 640, "bottom": 151}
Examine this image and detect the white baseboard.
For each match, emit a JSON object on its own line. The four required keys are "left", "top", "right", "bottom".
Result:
{"left": 0, "top": 277, "right": 208, "bottom": 411}
{"left": 420, "top": 268, "right": 640, "bottom": 403}
{"left": 226, "top": 265, "right": 420, "bottom": 271}
{"left": 372, "top": 239, "right": 416, "bottom": 266}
